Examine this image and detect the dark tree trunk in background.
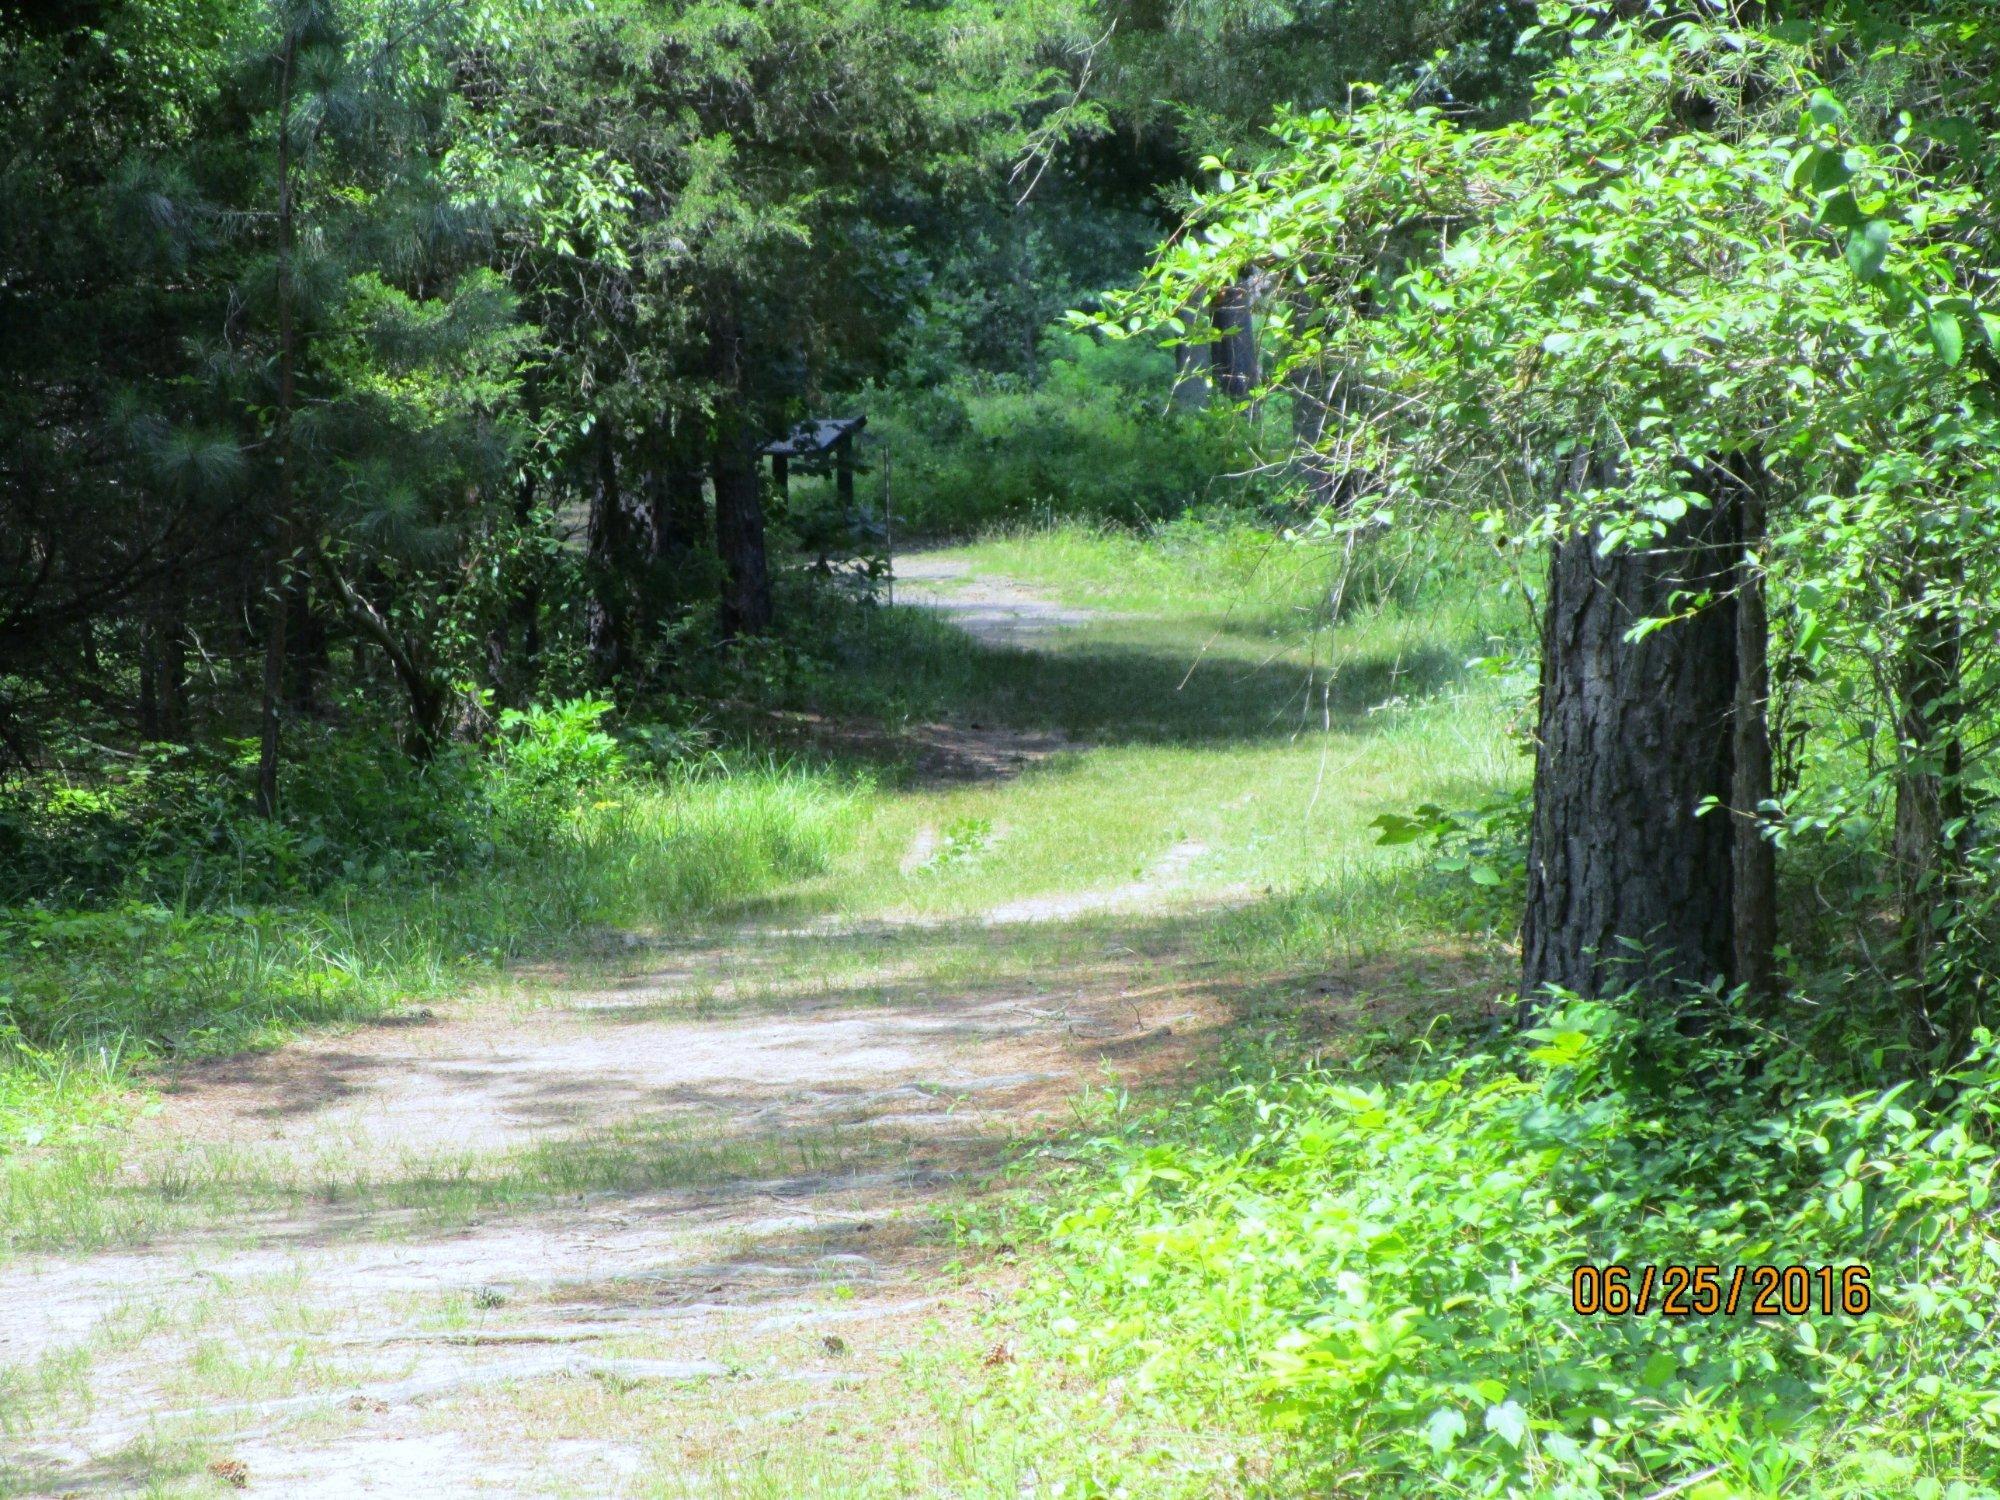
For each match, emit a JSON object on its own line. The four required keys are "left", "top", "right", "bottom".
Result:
{"left": 283, "top": 582, "right": 328, "bottom": 716}
{"left": 138, "top": 609, "right": 187, "bottom": 742}
{"left": 584, "top": 423, "right": 628, "bottom": 686}
{"left": 711, "top": 438, "right": 771, "bottom": 638}
{"left": 254, "top": 569, "right": 289, "bottom": 819}
{"left": 631, "top": 429, "right": 708, "bottom": 649}
{"left": 1522, "top": 449, "right": 1741, "bottom": 1002}
{"left": 1209, "top": 276, "right": 1259, "bottom": 403}
{"left": 708, "top": 309, "right": 773, "bottom": 638}
{"left": 1171, "top": 297, "right": 1211, "bottom": 409}
{"left": 488, "top": 468, "right": 542, "bottom": 708}
{"left": 646, "top": 436, "right": 706, "bottom": 564}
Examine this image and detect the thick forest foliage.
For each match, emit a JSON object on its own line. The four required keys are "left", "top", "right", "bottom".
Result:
{"left": 11, "top": 0, "right": 2000, "bottom": 1495}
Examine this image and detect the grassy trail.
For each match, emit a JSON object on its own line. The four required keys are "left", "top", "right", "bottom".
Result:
{"left": 0, "top": 536, "right": 1517, "bottom": 1497}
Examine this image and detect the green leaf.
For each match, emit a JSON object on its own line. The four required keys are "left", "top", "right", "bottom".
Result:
{"left": 1424, "top": 1407, "right": 1467, "bottom": 1453}
{"left": 1846, "top": 221, "right": 1891, "bottom": 280}
{"left": 1930, "top": 310, "right": 1964, "bottom": 367}
{"left": 1370, "top": 813, "right": 1429, "bottom": 846}
{"left": 1485, "top": 1400, "right": 1528, "bottom": 1449}
{"left": 1819, "top": 190, "right": 1861, "bottom": 230}
{"left": 1810, "top": 149, "right": 1855, "bottom": 193}
{"left": 1807, "top": 88, "right": 1847, "bottom": 127}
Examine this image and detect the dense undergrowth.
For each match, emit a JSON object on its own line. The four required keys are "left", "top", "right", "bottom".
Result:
{"left": 987, "top": 992, "right": 2000, "bottom": 1498}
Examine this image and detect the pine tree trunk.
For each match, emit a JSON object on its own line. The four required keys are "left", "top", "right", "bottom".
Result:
{"left": 1521, "top": 451, "right": 1741, "bottom": 1002}
{"left": 1209, "top": 277, "right": 1259, "bottom": 404}
{"left": 708, "top": 309, "right": 773, "bottom": 638}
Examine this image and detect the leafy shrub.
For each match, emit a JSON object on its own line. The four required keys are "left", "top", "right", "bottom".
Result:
{"left": 1372, "top": 786, "right": 1532, "bottom": 931}
{"left": 0, "top": 729, "right": 501, "bottom": 907}
{"left": 495, "top": 698, "right": 627, "bottom": 791}
{"left": 0, "top": 698, "right": 661, "bottom": 909}
{"left": 0, "top": 751, "right": 860, "bottom": 1157}
{"left": 490, "top": 697, "right": 629, "bottom": 844}
{"left": 1007, "top": 998, "right": 2000, "bottom": 1497}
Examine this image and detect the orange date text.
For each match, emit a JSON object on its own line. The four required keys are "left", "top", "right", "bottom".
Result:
{"left": 1569, "top": 1263, "right": 1871, "bottom": 1318}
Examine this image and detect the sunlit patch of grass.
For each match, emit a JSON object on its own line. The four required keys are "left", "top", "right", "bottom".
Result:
{"left": 778, "top": 564, "right": 1523, "bottom": 932}
{"left": 4, "top": 1114, "right": 907, "bottom": 1256}
{"left": 0, "top": 1426, "right": 230, "bottom": 1500}
{"left": 0, "top": 761, "right": 863, "bottom": 1240}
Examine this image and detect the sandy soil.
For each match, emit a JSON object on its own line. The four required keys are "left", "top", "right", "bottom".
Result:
{"left": 888, "top": 553, "right": 1110, "bottom": 648}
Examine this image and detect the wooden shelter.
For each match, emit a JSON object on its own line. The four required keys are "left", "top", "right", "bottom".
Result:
{"left": 761, "top": 416, "right": 867, "bottom": 508}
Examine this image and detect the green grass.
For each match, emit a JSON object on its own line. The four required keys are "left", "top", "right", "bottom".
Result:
{"left": 942, "top": 510, "right": 1524, "bottom": 630}
{"left": 749, "top": 516, "right": 1526, "bottom": 953}
{"left": 0, "top": 762, "right": 862, "bottom": 1175}
{"left": 0, "top": 1112, "right": 893, "bottom": 1257}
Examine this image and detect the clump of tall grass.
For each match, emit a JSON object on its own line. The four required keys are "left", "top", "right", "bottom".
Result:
{"left": 0, "top": 706, "right": 862, "bottom": 1162}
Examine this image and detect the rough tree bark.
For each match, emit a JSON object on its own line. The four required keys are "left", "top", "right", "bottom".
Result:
{"left": 1521, "top": 448, "right": 1743, "bottom": 1002}
{"left": 708, "top": 309, "right": 773, "bottom": 638}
